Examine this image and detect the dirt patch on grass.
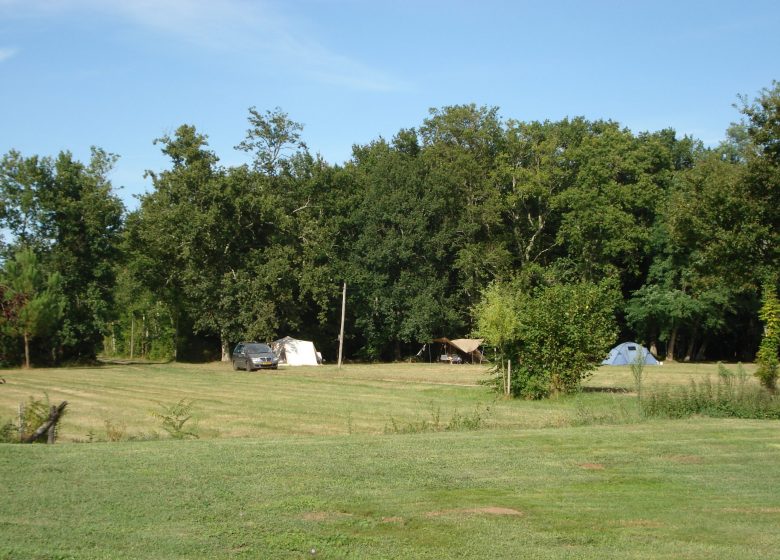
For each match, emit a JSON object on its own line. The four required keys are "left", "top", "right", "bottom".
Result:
{"left": 579, "top": 462, "right": 605, "bottom": 470}
{"left": 381, "top": 516, "right": 405, "bottom": 523}
{"left": 426, "top": 506, "right": 523, "bottom": 517}
{"left": 301, "top": 511, "right": 353, "bottom": 521}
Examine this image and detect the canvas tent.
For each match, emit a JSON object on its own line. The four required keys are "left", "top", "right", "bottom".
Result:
{"left": 271, "top": 336, "right": 321, "bottom": 366}
{"left": 431, "top": 337, "right": 485, "bottom": 364}
{"left": 602, "top": 342, "right": 659, "bottom": 366}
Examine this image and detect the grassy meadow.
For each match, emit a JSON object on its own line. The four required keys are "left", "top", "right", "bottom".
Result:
{"left": 1, "top": 361, "right": 779, "bottom": 559}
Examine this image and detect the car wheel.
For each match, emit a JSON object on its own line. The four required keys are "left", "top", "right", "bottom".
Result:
{"left": 272, "top": 365, "right": 278, "bottom": 370}
{"left": 245, "top": 360, "right": 252, "bottom": 372}
{"left": 232, "top": 360, "right": 239, "bottom": 371}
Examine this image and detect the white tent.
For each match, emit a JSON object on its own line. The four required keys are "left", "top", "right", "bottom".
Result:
{"left": 271, "top": 336, "right": 321, "bottom": 366}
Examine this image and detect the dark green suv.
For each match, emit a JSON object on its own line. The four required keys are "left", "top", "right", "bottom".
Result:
{"left": 232, "top": 342, "right": 279, "bottom": 371}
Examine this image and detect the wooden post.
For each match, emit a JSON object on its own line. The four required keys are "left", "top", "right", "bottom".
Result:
{"left": 506, "top": 359, "right": 511, "bottom": 397}
{"left": 337, "top": 282, "right": 346, "bottom": 369}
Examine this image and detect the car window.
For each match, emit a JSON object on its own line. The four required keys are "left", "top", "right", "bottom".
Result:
{"left": 246, "top": 343, "right": 271, "bottom": 353}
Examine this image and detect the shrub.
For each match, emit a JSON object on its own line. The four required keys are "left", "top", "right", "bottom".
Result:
{"left": 755, "top": 280, "right": 780, "bottom": 391}
{"left": 476, "top": 276, "right": 619, "bottom": 399}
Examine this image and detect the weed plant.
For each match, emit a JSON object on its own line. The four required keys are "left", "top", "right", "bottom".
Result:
{"left": 0, "top": 418, "right": 15, "bottom": 442}
{"left": 151, "top": 399, "right": 199, "bottom": 439}
{"left": 385, "top": 403, "right": 491, "bottom": 434}
{"left": 104, "top": 419, "right": 127, "bottom": 442}
{"left": 570, "top": 396, "right": 640, "bottom": 427}
{"left": 643, "top": 363, "right": 780, "bottom": 420}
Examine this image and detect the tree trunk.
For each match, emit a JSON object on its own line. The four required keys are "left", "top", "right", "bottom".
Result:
{"left": 23, "top": 331, "right": 30, "bottom": 369}
{"left": 394, "top": 340, "right": 401, "bottom": 362}
{"left": 684, "top": 326, "right": 698, "bottom": 362}
{"left": 649, "top": 335, "right": 659, "bottom": 359}
{"left": 696, "top": 339, "right": 708, "bottom": 361}
{"left": 666, "top": 326, "right": 678, "bottom": 362}
{"left": 221, "top": 335, "right": 231, "bottom": 362}
{"left": 173, "top": 313, "right": 179, "bottom": 362}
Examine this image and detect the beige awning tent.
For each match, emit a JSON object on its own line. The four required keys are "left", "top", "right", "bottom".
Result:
{"left": 432, "top": 337, "right": 485, "bottom": 363}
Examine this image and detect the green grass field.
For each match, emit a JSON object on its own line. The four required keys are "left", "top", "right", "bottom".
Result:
{"left": 1, "top": 361, "right": 778, "bottom": 559}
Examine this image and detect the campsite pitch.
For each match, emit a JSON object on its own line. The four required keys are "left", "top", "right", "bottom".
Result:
{"left": 1, "top": 361, "right": 777, "bottom": 559}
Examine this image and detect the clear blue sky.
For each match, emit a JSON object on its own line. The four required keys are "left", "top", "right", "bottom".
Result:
{"left": 1, "top": 0, "right": 778, "bottom": 209}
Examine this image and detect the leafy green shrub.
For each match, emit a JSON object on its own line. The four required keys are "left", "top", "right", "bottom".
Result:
{"left": 476, "top": 275, "right": 619, "bottom": 399}
{"left": 643, "top": 363, "right": 780, "bottom": 420}
{"left": 755, "top": 280, "right": 779, "bottom": 391}
{"left": 151, "top": 399, "right": 199, "bottom": 439}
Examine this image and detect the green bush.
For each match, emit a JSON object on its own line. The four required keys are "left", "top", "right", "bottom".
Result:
{"left": 755, "top": 280, "right": 780, "bottom": 391}
{"left": 643, "top": 363, "right": 780, "bottom": 420}
{"left": 476, "top": 275, "right": 619, "bottom": 399}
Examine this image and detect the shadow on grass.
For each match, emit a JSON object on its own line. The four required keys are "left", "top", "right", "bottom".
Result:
{"left": 97, "top": 358, "right": 173, "bottom": 366}
{"left": 581, "top": 386, "right": 631, "bottom": 394}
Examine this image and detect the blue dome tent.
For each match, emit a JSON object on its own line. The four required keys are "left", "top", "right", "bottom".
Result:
{"left": 602, "top": 342, "right": 659, "bottom": 366}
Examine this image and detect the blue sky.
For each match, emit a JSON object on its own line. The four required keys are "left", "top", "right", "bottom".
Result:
{"left": 1, "top": 0, "right": 778, "bottom": 209}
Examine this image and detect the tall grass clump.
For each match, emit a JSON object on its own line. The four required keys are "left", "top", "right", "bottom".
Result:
{"left": 631, "top": 351, "right": 647, "bottom": 415}
{"left": 0, "top": 418, "right": 16, "bottom": 443}
{"left": 643, "top": 363, "right": 780, "bottom": 420}
{"left": 384, "top": 403, "right": 492, "bottom": 434}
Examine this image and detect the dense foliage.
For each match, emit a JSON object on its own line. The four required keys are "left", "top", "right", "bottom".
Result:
{"left": 0, "top": 83, "right": 778, "bottom": 370}
{"left": 476, "top": 275, "right": 619, "bottom": 398}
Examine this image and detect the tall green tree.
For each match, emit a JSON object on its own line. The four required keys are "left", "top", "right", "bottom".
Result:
{"left": 419, "top": 105, "right": 511, "bottom": 307}
{"left": 0, "top": 148, "right": 124, "bottom": 362}
{"left": 345, "top": 136, "right": 459, "bottom": 359}
{"left": 0, "top": 248, "right": 64, "bottom": 368}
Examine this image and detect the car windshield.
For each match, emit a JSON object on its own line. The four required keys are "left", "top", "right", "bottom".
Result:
{"left": 245, "top": 343, "right": 271, "bottom": 353}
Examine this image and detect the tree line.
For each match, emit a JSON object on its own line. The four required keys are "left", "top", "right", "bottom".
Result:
{"left": 1, "top": 82, "right": 778, "bottom": 367}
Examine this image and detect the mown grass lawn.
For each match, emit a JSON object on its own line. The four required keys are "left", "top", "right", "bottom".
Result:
{"left": 0, "top": 361, "right": 759, "bottom": 440}
{"left": 1, "top": 361, "right": 778, "bottom": 559}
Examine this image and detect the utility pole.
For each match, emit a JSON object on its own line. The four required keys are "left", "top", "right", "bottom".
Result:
{"left": 338, "top": 282, "right": 346, "bottom": 368}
